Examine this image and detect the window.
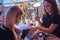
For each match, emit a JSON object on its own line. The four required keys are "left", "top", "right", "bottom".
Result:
{"left": 4, "top": 0, "right": 28, "bottom": 7}
{"left": 58, "top": 0, "right": 60, "bottom": 3}
{"left": 39, "top": 0, "right": 43, "bottom": 3}
{"left": 4, "top": 0, "right": 16, "bottom": 6}
{"left": 0, "top": 0, "right": 2, "bottom": 2}
{"left": 56, "top": 0, "right": 60, "bottom": 4}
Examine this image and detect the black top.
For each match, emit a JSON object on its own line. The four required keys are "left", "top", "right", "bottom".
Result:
{"left": 42, "top": 13, "right": 60, "bottom": 38}
{"left": 0, "top": 26, "right": 14, "bottom": 40}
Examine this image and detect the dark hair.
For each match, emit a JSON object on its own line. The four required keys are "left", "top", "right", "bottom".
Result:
{"left": 43, "top": 0, "right": 59, "bottom": 16}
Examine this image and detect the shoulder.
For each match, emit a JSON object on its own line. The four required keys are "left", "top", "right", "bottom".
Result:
{"left": 53, "top": 14, "right": 60, "bottom": 19}
{"left": 52, "top": 14, "right": 60, "bottom": 24}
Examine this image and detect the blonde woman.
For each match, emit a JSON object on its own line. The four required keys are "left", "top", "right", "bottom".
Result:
{"left": 0, "top": 6, "right": 23, "bottom": 40}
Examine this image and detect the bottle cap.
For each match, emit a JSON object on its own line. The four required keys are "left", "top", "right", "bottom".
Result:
{"left": 31, "top": 13, "right": 35, "bottom": 16}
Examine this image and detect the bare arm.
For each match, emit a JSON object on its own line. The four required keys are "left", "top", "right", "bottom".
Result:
{"left": 11, "top": 25, "right": 18, "bottom": 40}
{"left": 10, "top": 19, "right": 18, "bottom": 40}
{"left": 29, "top": 15, "right": 58, "bottom": 35}
{"left": 38, "top": 23, "right": 58, "bottom": 33}
{"left": 36, "top": 15, "right": 58, "bottom": 33}
{"left": 28, "top": 23, "right": 58, "bottom": 36}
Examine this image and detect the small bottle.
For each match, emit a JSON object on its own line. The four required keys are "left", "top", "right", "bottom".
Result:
{"left": 31, "top": 12, "right": 36, "bottom": 26}
{"left": 31, "top": 12, "right": 35, "bottom": 22}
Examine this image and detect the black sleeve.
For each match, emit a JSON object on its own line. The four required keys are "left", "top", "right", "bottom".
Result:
{"left": 0, "top": 27, "right": 14, "bottom": 40}
{"left": 52, "top": 15, "right": 60, "bottom": 24}
{"left": 21, "top": 29, "right": 30, "bottom": 39}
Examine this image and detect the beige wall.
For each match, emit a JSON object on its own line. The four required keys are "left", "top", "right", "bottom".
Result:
{"left": 4, "top": 6, "right": 10, "bottom": 14}
{"left": 3, "top": 3, "right": 60, "bottom": 19}
{"left": 38, "top": 3, "right": 44, "bottom": 18}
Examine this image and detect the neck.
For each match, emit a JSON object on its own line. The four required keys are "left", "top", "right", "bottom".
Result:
{"left": 48, "top": 12, "right": 52, "bottom": 15}
{"left": 49, "top": 13, "right": 52, "bottom": 15}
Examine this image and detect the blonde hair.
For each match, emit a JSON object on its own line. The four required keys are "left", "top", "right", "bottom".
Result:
{"left": 5, "top": 6, "right": 23, "bottom": 28}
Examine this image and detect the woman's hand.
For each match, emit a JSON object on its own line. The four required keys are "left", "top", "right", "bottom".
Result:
{"left": 28, "top": 26, "right": 39, "bottom": 35}
{"left": 35, "top": 16, "right": 40, "bottom": 21}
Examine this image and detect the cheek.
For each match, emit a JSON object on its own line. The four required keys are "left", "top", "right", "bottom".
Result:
{"left": 45, "top": 7, "right": 52, "bottom": 12}
{"left": 44, "top": 1, "right": 52, "bottom": 13}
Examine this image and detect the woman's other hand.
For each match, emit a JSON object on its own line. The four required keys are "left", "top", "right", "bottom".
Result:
{"left": 35, "top": 16, "right": 40, "bottom": 21}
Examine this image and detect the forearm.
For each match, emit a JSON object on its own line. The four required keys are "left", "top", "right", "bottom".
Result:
{"left": 37, "top": 20, "right": 43, "bottom": 26}
{"left": 12, "top": 29, "right": 18, "bottom": 40}
{"left": 28, "top": 26, "right": 49, "bottom": 35}
{"left": 15, "top": 27, "right": 21, "bottom": 34}
{"left": 37, "top": 26, "right": 50, "bottom": 33}
{"left": 36, "top": 20, "right": 50, "bottom": 33}
{"left": 28, "top": 27, "right": 38, "bottom": 35}
{"left": 38, "top": 24, "right": 58, "bottom": 33}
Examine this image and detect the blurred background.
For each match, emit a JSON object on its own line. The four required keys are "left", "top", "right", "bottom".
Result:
{"left": 0, "top": 0, "right": 60, "bottom": 40}
{"left": 0, "top": 0, "right": 60, "bottom": 24}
